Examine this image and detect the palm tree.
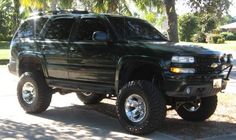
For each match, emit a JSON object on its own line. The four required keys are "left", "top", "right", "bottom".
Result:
{"left": 80, "top": 0, "right": 132, "bottom": 15}
{"left": 133, "top": 0, "right": 179, "bottom": 42}
{"left": 19, "top": 0, "right": 74, "bottom": 11}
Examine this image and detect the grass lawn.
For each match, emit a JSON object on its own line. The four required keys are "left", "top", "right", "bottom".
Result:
{"left": 0, "top": 41, "right": 10, "bottom": 60}
{"left": 0, "top": 49, "right": 9, "bottom": 60}
{"left": 0, "top": 41, "right": 10, "bottom": 49}
{"left": 181, "top": 41, "right": 236, "bottom": 51}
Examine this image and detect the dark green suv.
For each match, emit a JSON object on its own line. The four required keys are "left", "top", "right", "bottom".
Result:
{"left": 8, "top": 11, "right": 233, "bottom": 135}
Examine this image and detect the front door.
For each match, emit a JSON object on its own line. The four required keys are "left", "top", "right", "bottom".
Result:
{"left": 68, "top": 17, "right": 116, "bottom": 84}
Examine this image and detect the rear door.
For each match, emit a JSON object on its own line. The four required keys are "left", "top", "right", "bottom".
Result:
{"left": 39, "top": 17, "right": 74, "bottom": 79}
{"left": 68, "top": 17, "right": 116, "bottom": 84}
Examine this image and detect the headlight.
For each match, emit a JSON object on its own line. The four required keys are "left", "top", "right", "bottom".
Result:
{"left": 170, "top": 67, "right": 195, "bottom": 74}
{"left": 171, "top": 56, "right": 195, "bottom": 63}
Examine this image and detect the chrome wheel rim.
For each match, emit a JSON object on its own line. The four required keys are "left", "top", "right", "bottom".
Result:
{"left": 183, "top": 100, "right": 201, "bottom": 112}
{"left": 125, "top": 94, "right": 147, "bottom": 123}
{"left": 22, "top": 82, "right": 36, "bottom": 104}
{"left": 82, "top": 92, "right": 93, "bottom": 96}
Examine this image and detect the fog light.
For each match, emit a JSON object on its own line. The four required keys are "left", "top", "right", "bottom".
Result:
{"left": 170, "top": 67, "right": 195, "bottom": 74}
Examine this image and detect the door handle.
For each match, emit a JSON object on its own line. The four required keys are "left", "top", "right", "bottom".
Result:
{"left": 42, "top": 45, "right": 48, "bottom": 50}
{"left": 69, "top": 47, "right": 75, "bottom": 51}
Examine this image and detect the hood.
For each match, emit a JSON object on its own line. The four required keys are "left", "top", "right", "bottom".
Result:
{"left": 129, "top": 41, "right": 222, "bottom": 56}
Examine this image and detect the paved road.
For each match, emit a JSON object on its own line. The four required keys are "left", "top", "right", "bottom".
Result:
{"left": 0, "top": 63, "right": 236, "bottom": 140}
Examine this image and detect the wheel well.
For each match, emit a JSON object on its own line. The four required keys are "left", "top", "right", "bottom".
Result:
{"left": 19, "top": 58, "right": 44, "bottom": 77}
{"left": 119, "top": 64, "right": 164, "bottom": 92}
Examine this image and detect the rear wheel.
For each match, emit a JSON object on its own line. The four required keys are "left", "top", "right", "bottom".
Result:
{"left": 176, "top": 96, "right": 217, "bottom": 121}
{"left": 76, "top": 92, "right": 105, "bottom": 104}
{"left": 17, "top": 72, "right": 52, "bottom": 113}
{"left": 116, "top": 80, "right": 166, "bottom": 135}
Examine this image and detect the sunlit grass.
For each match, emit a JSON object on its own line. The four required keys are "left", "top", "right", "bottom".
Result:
{"left": 181, "top": 41, "right": 236, "bottom": 51}
{"left": 0, "top": 49, "right": 9, "bottom": 60}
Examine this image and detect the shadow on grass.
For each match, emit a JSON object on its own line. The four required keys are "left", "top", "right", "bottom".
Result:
{"left": 0, "top": 59, "right": 9, "bottom": 65}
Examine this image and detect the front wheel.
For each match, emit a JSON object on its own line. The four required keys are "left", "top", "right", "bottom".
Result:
{"left": 17, "top": 72, "right": 52, "bottom": 113}
{"left": 176, "top": 95, "right": 217, "bottom": 122}
{"left": 116, "top": 80, "right": 166, "bottom": 135}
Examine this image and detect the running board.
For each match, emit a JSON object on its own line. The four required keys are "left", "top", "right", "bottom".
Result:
{"left": 46, "top": 78, "right": 114, "bottom": 94}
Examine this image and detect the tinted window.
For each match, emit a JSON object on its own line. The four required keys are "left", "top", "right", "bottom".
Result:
{"left": 45, "top": 18, "right": 74, "bottom": 40}
{"left": 34, "top": 17, "right": 48, "bottom": 37}
{"left": 17, "top": 20, "right": 34, "bottom": 38}
{"left": 108, "top": 17, "right": 166, "bottom": 41}
{"left": 16, "top": 17, "right": 48, "bottom": 39}
{"left": 72, "top": 18, "right": 107, "bottom": 41}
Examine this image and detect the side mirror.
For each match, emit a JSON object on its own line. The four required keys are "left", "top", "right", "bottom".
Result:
{"left": 92, "top": 31, "right": 108, "bottom": 41}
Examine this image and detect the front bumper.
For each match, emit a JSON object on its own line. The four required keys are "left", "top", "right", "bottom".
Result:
{"left": 164, "top": 64, "right": 232, "bottom": 98}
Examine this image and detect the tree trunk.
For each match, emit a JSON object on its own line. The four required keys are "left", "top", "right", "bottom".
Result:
{"left": 51, "top": 0, "right": 58, "bottom": 11}
{"left": 13, "top": 0, "right": 20, "bottom": 31}
{"left": 43, "top": 0, "right": 47, "bottom": 11}
{"left": 164, "top": 0, "right": 179, "bottom": 42}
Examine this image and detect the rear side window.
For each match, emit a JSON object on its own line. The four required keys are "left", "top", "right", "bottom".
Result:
{"left": 16, "top": 17, "right": 48, "bottom": 39}
{"left": 44, "top": 18, "right": 74, "bottom": 40}
{"left": 17, "top": 20, "right": 34, "bottom": 38}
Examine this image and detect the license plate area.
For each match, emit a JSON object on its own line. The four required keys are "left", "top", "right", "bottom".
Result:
{"left": 213, "top": 79, "right": 222, "bottom": 88}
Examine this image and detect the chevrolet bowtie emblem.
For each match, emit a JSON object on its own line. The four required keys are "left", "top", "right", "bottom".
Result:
{"left": 210, "top": 63, "right": 218, "bottom": 68}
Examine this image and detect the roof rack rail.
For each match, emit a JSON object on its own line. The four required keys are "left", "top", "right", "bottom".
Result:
{"left": 47, "top": 10, "right": 89, "bottom": 15}
{"left": 29, "top": 10, "right": 90, "bottom": 17}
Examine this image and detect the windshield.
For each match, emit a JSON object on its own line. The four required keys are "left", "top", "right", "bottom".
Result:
{"left": 107, "top": 16, "right": 167, "bottom": 41}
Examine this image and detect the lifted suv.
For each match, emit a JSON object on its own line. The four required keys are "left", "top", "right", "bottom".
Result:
{"left": 8, "top": 11, "right": 233, "bottom": 135}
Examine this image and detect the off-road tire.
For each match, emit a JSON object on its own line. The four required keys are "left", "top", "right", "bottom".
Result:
{"left": 176, "top": 95, "right": 217, "bottom": 122}
{"left": 76, "top": 92, "right": 105, "bottom": 104}
{"left": 116, "top": 80, "right": 166, "bottom": 135}
{"left": 17, "top": 72, "right": 52, "bottom": 113}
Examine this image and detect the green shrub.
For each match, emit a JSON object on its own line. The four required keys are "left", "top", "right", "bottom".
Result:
{"left": 217, "top": 38, "right": 225, "bottom": 44}
{"left": 192, "top": 32, "right": 206, "bottom": 43}
{"left": 178, "top": 14, "right": 199, "bottom": 42}
{"left": 220, "top": 32, "right": 236, "bottom": 40}
{"left": 227, "top": 34, "right": 236, "bottom": 40}
{"left": 206, "top": 34, "right": 225, "bottom": 44}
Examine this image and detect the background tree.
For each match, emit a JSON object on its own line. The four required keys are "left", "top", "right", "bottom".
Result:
{"left": 187, "top": 0, "right": 232, "bottom": 19}
{"left": 80, "top": 0, "right": 131, "bottom": 15}
{"left": 178, "top": 14, "right": 198, "bottom": 41}
{"left": 134, "top": 0, "right": 179, "bottom": 42}
{"left": 13, "top": 0, "right": 20, "bottom": 30}
{"left": 0, "top": 0, "right": 15, "bottom": 40}
{"left": 164, "top": 0, "right": 178, "bottom": 42}
{"left": 199, "top": 14, "right": 217, "bottom": 33}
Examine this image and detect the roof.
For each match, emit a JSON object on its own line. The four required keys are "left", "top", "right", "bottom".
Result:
{"left": 220, "top": 22, "right": 236, "bottom": 29}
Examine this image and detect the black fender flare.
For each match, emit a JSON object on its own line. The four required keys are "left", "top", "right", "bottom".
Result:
{"left": 115, "top": 55, "right": 164, "bottom": 94}
{"left": 17, "top": 52, "right": 48, "bottom": 77}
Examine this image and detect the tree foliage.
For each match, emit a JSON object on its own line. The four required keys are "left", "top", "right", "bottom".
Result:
{"left": 199, "top": 14, "right": 217, "bottom": 33}
{"left": 0, "top": 0, "right": 15, "bottom": 40}
{"left": 80, "top": 0, "right": 132, "bottom": 16}
{"left": 187, "top": 0, "right": 232, "bottom": 18}
{"left": 134, "top": 0, "right": 179, "bottom": 42}
{"left": 179, "top": 14, "right": 199, "bottom": 41}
